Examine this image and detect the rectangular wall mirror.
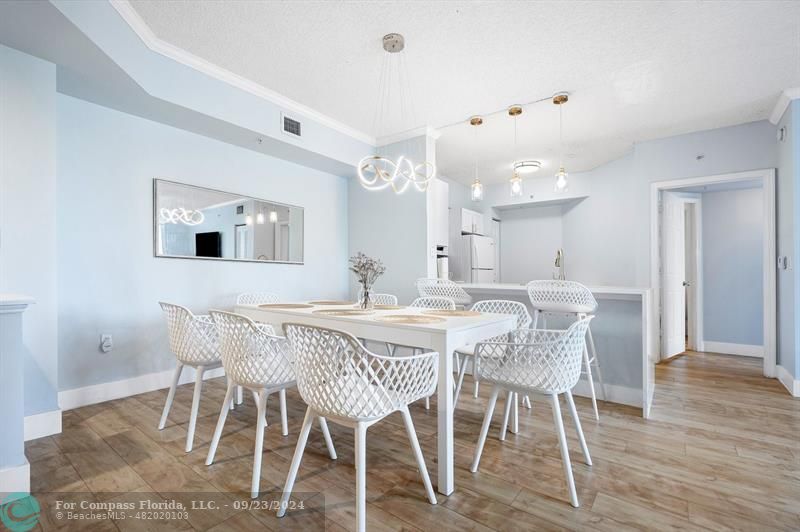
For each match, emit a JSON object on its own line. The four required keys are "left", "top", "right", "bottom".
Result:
{"left": 154, "top": 179, "right": 304, "bottom": 264}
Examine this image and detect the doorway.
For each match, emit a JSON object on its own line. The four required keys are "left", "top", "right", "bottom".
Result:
{"left": 650, "top": 169, "right": 776, "bottom": 377}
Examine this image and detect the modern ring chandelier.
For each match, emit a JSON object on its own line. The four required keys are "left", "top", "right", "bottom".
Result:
{"left": 159, "top": 207, "right": 205, "bottom": 226}
{"left": 357, "top": 33, "right": 436, "bottom": 194}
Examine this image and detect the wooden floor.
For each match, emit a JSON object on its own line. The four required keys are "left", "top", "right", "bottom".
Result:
{"left": 26, "top": 351, "right": 800, "bottom": 531}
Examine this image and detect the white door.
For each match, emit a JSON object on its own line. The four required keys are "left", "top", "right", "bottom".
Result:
{"left": 661, "top": 192, "right": 687, "bottom": 358}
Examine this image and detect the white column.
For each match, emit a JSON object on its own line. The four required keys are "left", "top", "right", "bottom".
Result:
{"left": 0, "top": 294, "right": 35, "bottom": 498}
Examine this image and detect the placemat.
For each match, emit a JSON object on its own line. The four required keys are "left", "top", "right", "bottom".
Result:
{"left": 374, "top": 314, "right": 446, "bottom": 324}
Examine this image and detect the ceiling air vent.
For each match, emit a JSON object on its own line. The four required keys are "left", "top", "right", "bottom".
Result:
{"left": 281, "top": 113, "right": 302, "bottom": 138}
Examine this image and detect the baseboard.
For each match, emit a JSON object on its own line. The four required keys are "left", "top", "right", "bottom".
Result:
{"left": 571, "top": 379, "right": 641, "bottom": 409}
{"left": 0, "top": 461, "right": 30, "bottom": 497}
{"left": 702, "top": 341, "right": 764, "bottom": 358}
{"left": 776, "top": 365, "right": 800, "bottom": 397}
{"left": 58, "top": 366, "right": 226, "bottom": 411}
{"left": 24, "top": 409, "right": 62, "bottom": 441}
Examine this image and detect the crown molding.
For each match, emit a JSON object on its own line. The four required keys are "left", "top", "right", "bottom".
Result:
{"left": 376, "top": 126, "right": 442, "bottom": 146}
{"left": 108, "top": 0, "right": 376, "bottom": 146}
{"left": 769, "top": 87, "right": 800, "bottom": 125}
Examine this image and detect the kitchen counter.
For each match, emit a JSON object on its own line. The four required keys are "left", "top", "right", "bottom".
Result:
{"left": 459, "top": 282, "right": 655, "bottom": 417}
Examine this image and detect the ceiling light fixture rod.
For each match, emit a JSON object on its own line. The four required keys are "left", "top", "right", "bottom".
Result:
{"left": 436, "top": 92, "right": 559, "bottom": 131}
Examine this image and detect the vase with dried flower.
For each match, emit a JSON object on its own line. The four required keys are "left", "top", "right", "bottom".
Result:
{"left": 349, "top": 252, "right": 386, "bottom": 310}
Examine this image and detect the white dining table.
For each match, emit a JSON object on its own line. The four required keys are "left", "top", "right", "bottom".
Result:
{"left": 236, "top": 301, "right": 516, "bottom": 495}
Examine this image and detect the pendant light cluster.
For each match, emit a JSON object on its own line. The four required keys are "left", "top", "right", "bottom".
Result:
{"left": 467, "top": 91, "right": 571, "bottom": 201}
{"left": 357, "top": 33, "right": 436, "bottom": 194}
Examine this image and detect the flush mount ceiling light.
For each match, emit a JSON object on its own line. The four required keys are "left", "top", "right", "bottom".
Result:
{"left": 553, "top": 92, "right": 569, "bottom": 192}
{"left": 470, "top": 116, "right": 484, "bottom": 201}
{"left": 357, "top": 33, "right": 435, "bottom": 194}
{"left": 513, "top": 160, "right": 542, "bottom": 174}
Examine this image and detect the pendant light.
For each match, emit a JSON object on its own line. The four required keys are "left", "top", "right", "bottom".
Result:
{"left": 508, "top": 105, "right": 524, "bottom": 198}
{"left": 470, "top": 116, "right": 484, "bottom": 201}
{"left": 357, "top": 33, "right": 435, "bottom": 194}
{"left": 553, "top": 92, "right": 569, "bottom": 192}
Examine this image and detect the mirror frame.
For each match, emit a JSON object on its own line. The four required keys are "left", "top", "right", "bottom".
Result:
{"left": 152, "top": 178, "right": 305, "bottom": 265}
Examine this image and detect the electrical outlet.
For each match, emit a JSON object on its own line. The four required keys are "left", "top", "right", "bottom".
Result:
{"left": 100, "top": 334, "right": 113, "bottom": 353}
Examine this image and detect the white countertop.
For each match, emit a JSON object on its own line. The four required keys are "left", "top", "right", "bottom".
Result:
{"left": 458, "top": 283, "right": 650, "bottom": 300}
{"left": 0, "top": 293, "right": 36, "bottom": 306}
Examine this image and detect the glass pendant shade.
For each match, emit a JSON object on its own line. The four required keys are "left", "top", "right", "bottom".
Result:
{"left": 555, "top": 167, "right": 569, "bottom": 192}
{"left": 471, "top": 179, "right": 484, "bottom": 201}
{"left": 269, "top": 211, "right": 278, "bottom": 223}
{"left": 256, "top": 212, "right": 265, "bottom": 224}
{"left": 510, "top": 173, "right": 523, "bottom": 197}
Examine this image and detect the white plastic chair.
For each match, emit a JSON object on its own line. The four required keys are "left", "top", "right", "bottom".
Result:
{"left": 206, "top": 311, "right": 334, "bottom": 499}
{"left": 453, "top": 300, "right": 532, "bottom": 413}
{"left": 471, "top": 318, "right": 594, "bottom": 507}
{"left": 406, "top": 296, "right": 456, "bottom": 409}
{"left": 158, "top": 302, "right": 222, "bottom": 453}
{"left": 278, "top": 323, "right": 437, "bottom": 532}
{"left": 415, "top": 278, "right": 472, "bottom": 307}
{"left": 356, "top": 287, "right": 398, "bottom": 307}
{"left": 236, "top": 292, "right": 279, "bottom": 305}
{"left": 527, "top": 280, "right": 605, "bottom": 419}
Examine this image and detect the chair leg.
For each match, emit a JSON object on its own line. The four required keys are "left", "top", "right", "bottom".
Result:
{"left": 471, "top": 385, "right": 501, "bottom": 472}
{"left": 453, "top": 353, "right": 469, "bottom": 408}
{"left": 511, "top": 392, "right": 519, "bottom": 434}
{"left": 523, "top": 395, "right": 532, "bottom": 409}
{"left": 251, "top": 391, "right": 268, "bottom": 499}
{"left": 354, "top": 422, "right": 368, "bottom": 532}
{"left": 454, "top": 352, "right": 461, "bottom": 375}
{"left": 565, "top": 390, "right": 592, "bottom": 466}
{"left": 319, "top": 417, "right": 337, "bottom": 460}
{"left": 279, "top": 388, "right": 288, "bottom": 436}
{"left": 227, "top": 377, "right": 234, "bottom": 411}
{"left": 386, "top": 342, "right": 395, "bottom": 356}
{"left": 399, "top": 406, "right": 436, "bottom": 505}
{"left": 587, "top": 326, "right": 606, "bottom": 401}
{"left": 473, "top": 358, "right": 480, "bottom": 398}
{"left": 236, "top": 385, "right": 244, "bottom": 405}
{"left": 500, "top": 390, "right": 513, "bottom": 441}
{"left": 583, "top": 343, "right": 600, "bottom": 421}
{"left": 551, "top": 394, "right": 579, "bottom": 507}
{"left": 185, "top": 365, "right": 205, "bottom": 453}
{"left": 425, "top": 396, "right": 430, "bottom": 410}
{"left": 277, "top": 407, "right": 315, "bottom": 518}
{"left": 159, "top": 362, "right": 183, "bottom": 430}
{"left": 206, "top": 380, "right": 235, "bottom": 465}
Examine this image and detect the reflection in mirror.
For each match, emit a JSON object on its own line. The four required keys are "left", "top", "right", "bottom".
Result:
{"left": 154, "top": 179, "right": 304, "bottom": 263}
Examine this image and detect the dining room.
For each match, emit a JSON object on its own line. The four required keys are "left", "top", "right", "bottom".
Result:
{"left": 2, "top": 1, "right": 800, "bottom": 531}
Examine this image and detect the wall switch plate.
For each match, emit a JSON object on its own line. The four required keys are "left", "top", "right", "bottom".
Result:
{"left": 100, "top": 334, "right": 113, "bottom": 353}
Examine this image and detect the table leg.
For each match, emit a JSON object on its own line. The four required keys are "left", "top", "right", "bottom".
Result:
{"left": 432, "top": 335, "right": 454, "bottom": 495}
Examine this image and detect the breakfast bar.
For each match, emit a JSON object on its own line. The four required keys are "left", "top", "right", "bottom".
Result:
{"left": 458, "top": 283, "right": 655, "bottom": 417}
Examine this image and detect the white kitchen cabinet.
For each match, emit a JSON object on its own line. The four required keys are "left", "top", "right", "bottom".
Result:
{"left": 429, "top": 178, "right": 449, "bottom": 247}
{"left": 460, "top": 208, "right": 485, "bottom": 235}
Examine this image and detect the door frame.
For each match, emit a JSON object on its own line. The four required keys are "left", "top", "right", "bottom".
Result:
{"left": 650, "top": 169, "right": 776, "bottom": 377}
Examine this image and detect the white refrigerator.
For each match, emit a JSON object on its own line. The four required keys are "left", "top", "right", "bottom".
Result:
{"left": 463, "top": 235, "right": 496, "bottom": 283}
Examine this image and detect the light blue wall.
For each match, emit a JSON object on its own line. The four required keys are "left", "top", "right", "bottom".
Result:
{"left": 0, "top": 45, "right": 59, "bottom": 416}
{"left": 348, "top": 136, "right": 431, "bottom": 303}
{"left": 702, "top": 188, "right": 764, "bottom": 346}
{"left": 57, "top": 94, "right": 349, "bottom": 391}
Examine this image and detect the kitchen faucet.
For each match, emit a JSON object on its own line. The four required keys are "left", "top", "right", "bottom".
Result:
{"left": 554, "top": 248, "right": 566, "bottom": 280}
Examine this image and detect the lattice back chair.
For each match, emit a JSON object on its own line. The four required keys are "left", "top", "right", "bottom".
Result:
{"left": 470, "top": 317, "right": 594, "bottom": 508}
{"left": 358, "top": 291, "right": 398, "bottom": 306}
{"left": 402, "top": 296, "right": 456, "bottom": 408}
{"left": 527, "top": 280, "right": 605, "bottom": 420}
{"left": 278, "top": 323, "right": 438, "bottom": 531}
{"left": 453, "top": 300, "right": 532, "bottom": 416}
{"left": 415, "top": 278, "right": 472, "bottom": 307}
{"left": 236, "top": 292, "right": 279, "bottom": 306}
{"left": 205, "top": 311, "right": 305, "bottom": 498}
{"left": 158, "top": 302, "right": 222, "bottom": 453}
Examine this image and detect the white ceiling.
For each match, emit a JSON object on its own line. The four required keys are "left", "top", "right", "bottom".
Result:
{"left": 129, "top": 0, "right": 800, "bottom": 185}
